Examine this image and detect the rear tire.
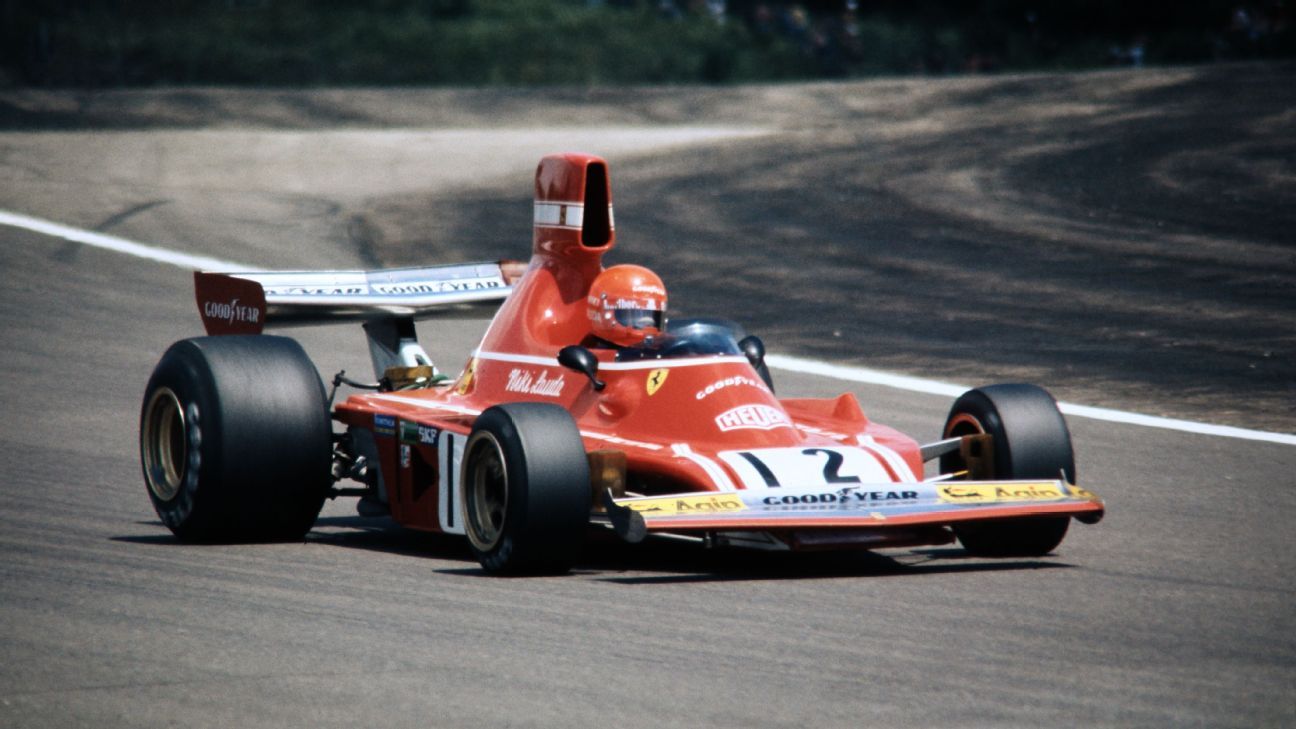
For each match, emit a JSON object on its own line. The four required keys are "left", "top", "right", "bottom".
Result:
{"left": 139, "top": 335, "right": 331, "bottom": 542}
{"left": 462, "top": 403, "right": 590, "bottom": 575}
{"left": 941, "top": 384, "right": 1074, "bottom": 557}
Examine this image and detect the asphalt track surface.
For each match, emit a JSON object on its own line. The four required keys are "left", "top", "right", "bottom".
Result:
{"left": 2, "top": 66, "right": 1294, "bottom": 727}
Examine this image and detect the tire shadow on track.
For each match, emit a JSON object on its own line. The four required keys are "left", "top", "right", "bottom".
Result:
{"left": 223, "top": 519, "right": 1077, "bottom": 582}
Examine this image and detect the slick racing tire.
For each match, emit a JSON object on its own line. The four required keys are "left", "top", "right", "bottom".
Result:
{"left": 941, "top": 384, "right": 1074, "bottom": 557}
{"left": 462, "top": 403, "right": 591, "bottom": 575}
{"left": 140, "top": 335, "right": 332, "bottom": 543}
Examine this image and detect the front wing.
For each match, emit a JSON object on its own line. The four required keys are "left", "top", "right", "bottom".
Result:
{"left": 604, "top": 480, "right": 1103, "bottom": 543}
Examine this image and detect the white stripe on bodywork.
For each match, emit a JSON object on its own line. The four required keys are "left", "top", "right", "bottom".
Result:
{"left": 473, "top": 350, "right": 749, "bottom": 372}
{"left": 855, "top": 435, "right": 918, "bottom": 483}
{"left": 671, "top": 443, "right": 736, "bottom": 491}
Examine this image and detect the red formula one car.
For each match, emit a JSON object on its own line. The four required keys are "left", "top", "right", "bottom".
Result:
{"left": 139, "top": 153, "right": 1103, "bottom": 574}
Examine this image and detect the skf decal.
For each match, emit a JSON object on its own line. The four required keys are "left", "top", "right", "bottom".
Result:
{"left": 505, "top": 368, "right": 565, "bottom": 397}
{"left": 646, "top": 369, "right": 669, "bottom": 396}
{"left": 417, "top": 424, "right": 440, "bottom": 446}
{"left": 624, "top": 494, "right": 746, "bottom": 516}
{"left": 456, "top": 358, "right": 477, "bottom": 395}
{"left": 374, "top": 414, "right": 397, "bottom": 436}
{"left": 400, "top": 421, "right": 440, "bottom": 446}
{"left": 715, "top": 405, "right": 792, "bottom": 432}
{"left": 937, "top": 482, "right": 1065, "bottom": 504}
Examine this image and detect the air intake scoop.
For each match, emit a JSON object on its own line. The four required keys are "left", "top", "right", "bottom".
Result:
{"left": 533, "top": 153, "right": 616, "bottom": 260}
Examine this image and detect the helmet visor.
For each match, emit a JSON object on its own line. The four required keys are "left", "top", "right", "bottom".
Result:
{"left": 614, "top": 308, "right": 664, "bottom": 331}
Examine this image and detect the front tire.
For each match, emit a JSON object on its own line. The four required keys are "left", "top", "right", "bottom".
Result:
{"left": 941, "top": 384, "right": 1074, "bottom": 557}
{"left": 140, "top": 335, "right": 331, "bottom": 542}
{"left": 462, "top": 403, "right": 590, "bottom": 575}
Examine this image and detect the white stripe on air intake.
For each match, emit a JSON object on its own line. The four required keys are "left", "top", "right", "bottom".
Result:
{"left": 671, "top": 443, "right": 737, "bottom": 491}
{"left": 765, "top": 353, "right": 1296, "bottom": 446}
{"left": 0, "top": 209, "right": 248, "bottom": 271}
{"left": 8, "top": 209, "right": 1290, "bottom": 447}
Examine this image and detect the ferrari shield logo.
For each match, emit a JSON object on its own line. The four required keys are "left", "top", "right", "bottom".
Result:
{"left": 646, "top": 369, "right": 669, "bottom": 396}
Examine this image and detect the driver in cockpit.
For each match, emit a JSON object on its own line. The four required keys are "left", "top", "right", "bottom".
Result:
{"left": 584, "top": 264, "right": 667, "bottom": 349}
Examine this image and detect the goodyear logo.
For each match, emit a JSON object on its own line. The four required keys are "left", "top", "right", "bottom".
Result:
{"left": 938, "top": 482, "right": 1065, "bottom": 504}
{"left": 624, "top": 494, "right": 746, "bottom": 517}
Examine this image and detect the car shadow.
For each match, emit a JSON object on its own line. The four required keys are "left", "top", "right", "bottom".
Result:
{"left": 576, "top": 537, "right": 1072, "bottom": 584}
{"left": 115, "top": 518, "right": 1075, "bottom": 582}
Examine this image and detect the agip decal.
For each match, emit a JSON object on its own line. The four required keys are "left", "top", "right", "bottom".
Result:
{"left": 937, "top": 482, "right": 1065, "bottom": 504}
{"left": 624, "top": 494, "right": 746, "bottom": 517}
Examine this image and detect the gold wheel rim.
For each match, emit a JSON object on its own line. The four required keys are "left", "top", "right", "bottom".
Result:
{"left": 464, "top": 431, "right": 508, "bottom": 552}
{"left": 142, "top": 387, "right": 186, "bottom": 502}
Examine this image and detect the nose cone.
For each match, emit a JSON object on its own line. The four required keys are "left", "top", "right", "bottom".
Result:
{"left": 533, "top": 153, "right": 615, "bottom": 259}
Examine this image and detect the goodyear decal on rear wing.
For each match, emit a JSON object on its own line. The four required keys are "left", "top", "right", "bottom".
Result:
{"left": 605, "top": 480, "right": 1104, "bottom": 542}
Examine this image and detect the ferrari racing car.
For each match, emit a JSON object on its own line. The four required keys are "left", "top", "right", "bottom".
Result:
{"left": 139, "top": 152, "right": 1104, "bottom": 574}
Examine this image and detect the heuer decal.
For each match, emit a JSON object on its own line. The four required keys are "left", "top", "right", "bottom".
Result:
{"left": 937, "top": 482, "right": 1065, "bottom": 504}
{"left": 505, "top": 368, "right": 565, "bottom": 397}
{"left": 374, "top": 414, "right": 397, "bottom": 436}
{"left": 400, "top": 444, "right": 411, "bottom": 469}
{"left": 646, "top": 369, "right": 669, "bottom": 396}
{"left": 624, "top": 494, "right": 745, "bottom": 516}
{"left": 202, "top": 298, "right": 260, "bottom": 326}
{"left": 715, "top": 404, "right": 792, "bottom": 432}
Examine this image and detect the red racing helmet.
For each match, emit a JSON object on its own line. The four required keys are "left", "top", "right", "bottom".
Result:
{"left": 587, "top": 265, "right": 667, "bottom": 346}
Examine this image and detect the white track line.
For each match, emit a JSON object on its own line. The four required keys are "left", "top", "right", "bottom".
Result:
{"left": 0, "top": 210, "right": 248, "bottom": 271}
{"left": 765, "top": 354, "right": 1296, "bottom": 446}
{"left": 5, "top": 208, "right": 1293, "bottom": 446}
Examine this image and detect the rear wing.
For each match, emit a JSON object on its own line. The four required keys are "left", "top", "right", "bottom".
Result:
{"left": 194, "top": 260, "right": 527, "bottom": 380}
{"left": 195, "top": 261, "right": 526, "bottom": 335}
